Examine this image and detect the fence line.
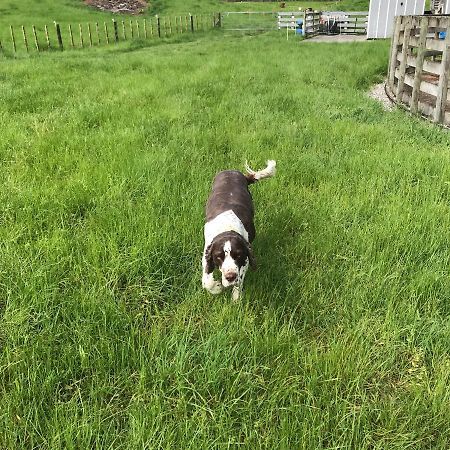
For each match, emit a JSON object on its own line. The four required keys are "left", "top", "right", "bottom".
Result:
{"left": 0, "top": 13, "right": 221, "bottom": 57}
{"left": 277, "top": 10, "right": 368, "bottom": 38}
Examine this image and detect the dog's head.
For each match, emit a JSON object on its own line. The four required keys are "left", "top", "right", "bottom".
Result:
{"left": 204, "top": 231, "right": 256, "bottom": 287}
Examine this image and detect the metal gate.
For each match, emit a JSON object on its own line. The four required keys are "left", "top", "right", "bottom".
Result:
{"left": 221, "top": 11, "right": 278, "bottom": 32}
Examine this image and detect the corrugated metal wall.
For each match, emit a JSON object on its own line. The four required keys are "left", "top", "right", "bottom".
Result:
{"left": 367, "top": 0, "right": 425, "bottom": 38}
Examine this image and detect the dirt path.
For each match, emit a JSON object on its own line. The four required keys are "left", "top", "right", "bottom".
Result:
{"left": 303, "top": 35, "right": 368, "bottom": 43}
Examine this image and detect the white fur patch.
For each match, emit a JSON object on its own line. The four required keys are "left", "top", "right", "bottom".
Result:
{"left": 202, "top": 254, "right": 223, "bottom": 294}
{"left": 221, "top": 240, "right": 239, "bottom": 287}
{"left": 204, "top": 210, "right": 248, "bottom": 248}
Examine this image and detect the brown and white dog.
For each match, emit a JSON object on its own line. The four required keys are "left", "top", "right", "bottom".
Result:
{"left": 202, "top": 160, "right": 276, "bottom": 300}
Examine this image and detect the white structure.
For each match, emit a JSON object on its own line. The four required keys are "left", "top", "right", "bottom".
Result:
{"left": 367, "top": 0, "right": 425, "bottom": 39}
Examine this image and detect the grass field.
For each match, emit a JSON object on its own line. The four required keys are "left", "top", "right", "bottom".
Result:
{"left": 0, "top": 0, "right": 370, "bottom": 26}
{"left": 2, "top": 0, "right": 450, "bottom": 447}
{"left": 0, "top": 0, "right": 370, "bottom": 52}
{"left": 0, "top": 0, "right": 371, "bottom": 58}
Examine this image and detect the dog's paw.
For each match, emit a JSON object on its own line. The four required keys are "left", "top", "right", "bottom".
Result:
{"left": 209, "top": 281, "right": 224, "bottom": 295}
{"left": 232, "top": 286, "right": 241, "bottom": 302}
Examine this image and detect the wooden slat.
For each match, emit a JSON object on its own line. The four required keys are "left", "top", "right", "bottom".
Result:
{"left": 407, "top": 17, "right": 428, "bottom": 114}
{"left": 389, "top": 16, "right": 402, "bottom": 89}
{"left": 428, "top": 16, "right": 442, "bottom": 28}
{"left": 412, "top": 17, "right": 430, "bottom": 114}
{"left": 397, "top": 53, "right": 442, "bottom": 76}
{"left": 396, "top": 17, "right": 413, "bottom": 103}
{"left": 410, "top": 35, "right": 445, "bottom": 51}
{"left": 434, "top": 20, "right": 450, "bottom": 122}
{"left": 395, "top": 69, "right": 439, "bottom": 97}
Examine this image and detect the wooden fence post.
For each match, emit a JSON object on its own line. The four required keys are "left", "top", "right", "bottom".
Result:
{"left": 104, "top": 22, "right": 109, "bottom": 44}
{"left": 388, "top": 16, "right": 402, "bottom": 88}
{"left": 218, "top": 12, "right": 222, "bottom": 28}
{"left": 113, "top": 19, "right": 119, "bottom": 43}
{"left": 96, "top": 22, "right": 101, "bottom": 44}
{"left": 150, "top": 18, "right": 154, "bottom": 37}
{"left": 157, "top": 16, "right": 161, "bottom": 37}
{"left": 22, "top": 26, "right": 29, "bottom": 53}
{"left": 32, "top": 25, "right": 39, "bottom": 51}
{"left": 303, "top": 11, "right": 307, "bottom": 38}
{"left": 88, "top": 23, "right": 93, "bottom": 46}
{"left": 55, "top": 22, "right": 63, "bottom": 50}
{"left": 130, "top": 19, "right": 134, "bottom": 39}
{"left": 411, "top": 16, "right": 429, "bottom": 114}
{"left": 433, "top": 19, "right": 450, "bottom": 123}
{"left": 137, "top": 20, "right": 141, "bottom": 38}
{"left": 10, "top": 26, "right": 16, "bottom": 54}
{"left": 44, "top": 25, "right": 50, "bottom": 49}
{"left": 190, "top": 14, "right": 194, "bottom": 32}
{"left": 396, "top": 16, "right": 412, "bottom": 103}
{"left": 79, "top": 24, "right": 84, "bottom": 47}
{"left": 121, "top": 20, "right": 126, "bottom": 40}
{"left": 144, "top": 19, "right": 147, "bottom": 38}
{"left": 69, "top": 24, "right": 74, "bottom": 47}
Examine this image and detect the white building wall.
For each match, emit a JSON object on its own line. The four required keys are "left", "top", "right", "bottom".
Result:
{"left": 367, "top": 0, "right": 425, "bottom": 39}
{"left": 445, "top": 0, "right": 450, "bottom": 13}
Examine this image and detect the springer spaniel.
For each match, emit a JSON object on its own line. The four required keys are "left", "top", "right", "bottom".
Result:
{"left": 202, "top": 160, "right": 276, "bottom": 300}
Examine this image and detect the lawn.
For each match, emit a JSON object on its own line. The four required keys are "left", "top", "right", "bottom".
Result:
{"left": 2, "top": 2, "right": 450, "bottom": 448}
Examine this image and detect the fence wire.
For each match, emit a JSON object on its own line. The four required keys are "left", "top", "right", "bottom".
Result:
{"left": 221, "top": 11, "right": 278, "bottom": 32}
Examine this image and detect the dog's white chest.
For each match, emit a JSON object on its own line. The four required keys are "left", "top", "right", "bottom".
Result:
{"left": 204, "top": 210, "right": 248, "bottom": 247}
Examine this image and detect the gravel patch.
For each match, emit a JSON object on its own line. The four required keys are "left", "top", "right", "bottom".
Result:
{"left": 303, "top": 35, "right": 368, "bottom": 43}
{"left": 368, "top": 82, "right": 394, "bottom": 111}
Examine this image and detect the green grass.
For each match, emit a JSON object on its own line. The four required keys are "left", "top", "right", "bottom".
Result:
{"left": 0, "top": 0, "right": 370, "bottom": 56}
{"left": 2, "top": 9, "right": 450, "bottom": 450}
{"left": 0, "top": 0, "right": 370, "bottom": 26}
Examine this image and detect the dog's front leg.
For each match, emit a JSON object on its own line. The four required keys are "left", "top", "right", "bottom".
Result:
{"left": 232, "top": 284, "right": 242, "bottom": 301}
{"left": 202, "top": 272, "right": 223, "bottom": 294}
{"left": 232, "top": 261, "right": 249, "bottom": 301}
{"left": 202, "top": 257, "right": 223, "bottom": 295}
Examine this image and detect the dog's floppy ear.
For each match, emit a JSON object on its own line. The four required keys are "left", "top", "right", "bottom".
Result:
{"left": 204, "top": 244, "right": 215, "bottom": 273}
{"left": 246, "top": 242, "right": 257, "bottom": 270}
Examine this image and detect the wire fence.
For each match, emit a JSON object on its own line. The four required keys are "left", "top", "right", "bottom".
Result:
{"left": 221, "top": 11, "right": 278, "bottom": 32}
{"left": 0, "top": 13, "right": 221, "bottom": 57}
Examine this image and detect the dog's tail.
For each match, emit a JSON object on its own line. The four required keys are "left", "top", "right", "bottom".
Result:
{"left": 245, "top": 160, "right": 276, "bottom": 184}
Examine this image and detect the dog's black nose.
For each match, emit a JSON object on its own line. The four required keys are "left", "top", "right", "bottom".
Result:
{"left": 225, "top": 273, "right": 237, "bottom": 282}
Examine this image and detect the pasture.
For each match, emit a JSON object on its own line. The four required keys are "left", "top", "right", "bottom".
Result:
{"left": 0, "top": 0, "right": 369, "bottom": 54}
{"left": 2, "top": 1, "right": 450, "bottom": 448}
